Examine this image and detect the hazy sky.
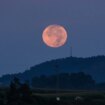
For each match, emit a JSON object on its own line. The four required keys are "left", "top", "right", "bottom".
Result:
{"left": 0, "top": 0, "right": 105, "bottom": 76}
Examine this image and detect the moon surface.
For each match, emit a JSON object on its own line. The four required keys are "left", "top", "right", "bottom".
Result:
{"left": 42, "top": 25, "right": 67, "bottom": 48}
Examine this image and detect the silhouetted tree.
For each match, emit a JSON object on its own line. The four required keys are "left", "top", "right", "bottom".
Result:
{"left": 7, "top": 77, "right": 33, "bottom": 105}
{"left": 19, "top": 83, "right": 32, "bottom": 102}
{"left": 7, "top": 77, "right": 21, "bottom": 105}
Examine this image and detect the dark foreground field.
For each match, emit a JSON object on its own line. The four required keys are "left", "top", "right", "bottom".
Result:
{"left": 0, "top": 88, "right": 105, "bottom": 105}
{"left": 33, "top": 90, "right": 105, "bottom": 105}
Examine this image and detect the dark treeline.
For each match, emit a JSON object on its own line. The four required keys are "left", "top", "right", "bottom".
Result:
{"left": 32, "top": 72, "right": 94, "bottom": 89}
{"left": 31, "top": 72, "right": 104, "bottom": 90}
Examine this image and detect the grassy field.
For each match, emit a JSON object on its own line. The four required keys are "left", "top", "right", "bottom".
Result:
{"left": 0, "top": 88, "right": 105, "bottom": 105}
{"left": 32, "top": 90, "right": 105, "bottom": 105}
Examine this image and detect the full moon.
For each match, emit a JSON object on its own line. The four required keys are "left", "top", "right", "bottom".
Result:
{"left": 42, "top": 25, "right": 67, "bottom": 48}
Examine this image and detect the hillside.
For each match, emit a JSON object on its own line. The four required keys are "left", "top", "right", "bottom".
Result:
{"left": 0, "top": 56, "right": 105, "bottom": 85}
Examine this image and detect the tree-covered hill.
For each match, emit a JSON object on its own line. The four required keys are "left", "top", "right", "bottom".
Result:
{"left": 0, "top": 55, "right": 105, "bottom": 86}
